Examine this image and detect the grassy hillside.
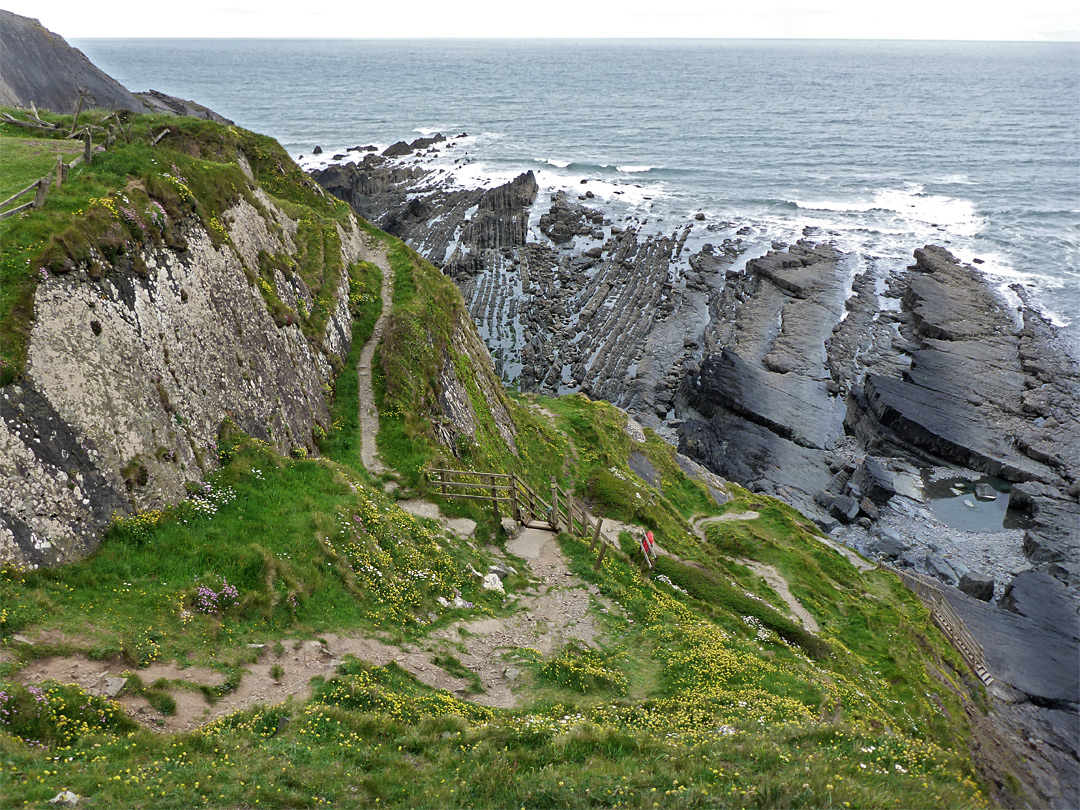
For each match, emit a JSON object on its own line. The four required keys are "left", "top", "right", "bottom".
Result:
{"left": 0, "top": 113, "right": 997, "bottom": 809}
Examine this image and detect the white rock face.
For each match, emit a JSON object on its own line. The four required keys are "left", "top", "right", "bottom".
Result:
{"left": 1, "top": 198, "right": 369, "bottom": 567}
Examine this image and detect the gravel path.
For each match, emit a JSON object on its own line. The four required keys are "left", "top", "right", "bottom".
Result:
{"left": 358, "top": 241, "right": 393, "bottom": 477}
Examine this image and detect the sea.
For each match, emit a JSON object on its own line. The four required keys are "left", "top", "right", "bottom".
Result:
{"left": 75, "top": 38, "right": 1080, "bottom": 343}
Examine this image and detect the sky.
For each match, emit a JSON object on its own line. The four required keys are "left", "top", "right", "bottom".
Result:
{"left": 3, "top": 0, "right": 1079, "bottom": 41}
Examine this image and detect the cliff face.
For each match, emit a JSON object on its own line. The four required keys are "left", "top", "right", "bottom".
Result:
{"left": 0, "top": 10, "right": 231, "bottom": 122}
{"left": 1, "top": 192, "right": 369, "bottom": 568}
{"left": 0, "top": 10, "right": 145, "bottom": 113}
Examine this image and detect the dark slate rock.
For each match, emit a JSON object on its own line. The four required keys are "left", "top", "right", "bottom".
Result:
{"left": 814, "top": 490, "right": 836, "bottom": 509}
{"left": 959, "top": 571, "right": 995, "bottom": 601}
{"left": 859, "top": 497, "right": 880, "bottom": 521}
{"left": 944, "top": 588, "right": 1079, "bottom": 707}
{"left": 856, "top": 373, "right": 1046, "bottom": 482}
{"left": 926, "top": 553, "right": 958, "bottom": 585}
{"left": 628, "top": 451, "right": 658, "bottom": 487}
{"left": 1021, "top": 498, "right": 1080, "bottom": 572}
{"left": 0, "top": 10, "right": 145, "bottom": 113}
{"left": 830, "top": 495, "right": 860, "bottom": 524}
{"left": 685, "top": 348, "right": 845, "bottom": 452}
{"left": 814, "top": 515, "right": 839, "bottom": 534}
{"left": 312, "top": 145, "right": 322, "bottom": 154}
{"left": 874, "top": 528, "right": 908, "bottom": 560}
{"left": 974, "top": 483, "right": 998, "bottom": 501}
{"left": 999, "top": 572, "right": 1079, "bottom": 642}
{"left": 133, "top": 90, "right": 232, "bottom": 124}
{"left": 0, "top": 11, "right": 231, "bottom": 123}
{"left": 382, "top": 140, "right": 413, "bottom": 158}
{"left": 1008, "top": 481, "right": 1062, "bottom": 511}
{"left": 850, "top": 456, "right": 895, "bottom": 504}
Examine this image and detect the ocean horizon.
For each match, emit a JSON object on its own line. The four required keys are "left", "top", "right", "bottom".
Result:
{"left": 75, "top": 37, "right": 1080, "bottom": 342}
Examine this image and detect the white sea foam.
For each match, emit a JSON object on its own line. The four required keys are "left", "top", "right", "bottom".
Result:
{"left": 535, "top": 157, "right": 572, "bottom": 168}
{"left": 936, "top": 173, "right": 976, "bottom": 185}
{"left": 617, "top": 165, "right": 654, "bottom": 174}
{"left": 413, "top": 127, "right": 449, "bottom": 136}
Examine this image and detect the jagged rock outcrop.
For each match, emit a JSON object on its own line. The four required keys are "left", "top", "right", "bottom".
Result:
{"left": 0, "top": 195, "right": 368, "bottom": 568}
{"left": 133, "top": 90, "right": 232, "bottom": 124}
{"left": 845, "top": 246, "right": 1079, "bottom": 585}
{"left": 313, "top": 149, "right": 745, "bottom": 410}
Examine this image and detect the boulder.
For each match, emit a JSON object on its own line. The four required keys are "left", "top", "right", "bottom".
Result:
{"left": 958, "top": 571, "right": 995, "bottom": 601}
{"left": 859, "top": 497, "right": 880, "bottom": 521}
{"left": 999, "top": 572, "right": 1079, "bottom": 641}
{"left": 488, "top": 563, "right": 512, "bottom": 581}
{"left": 926, "top": 553, "right": 958, "bottom": 585}
{"left": 1007, "top": 481, "right": 1062, "bottom": 511}
{"left": 974, "top": 483, "right": 997, "bottom": 501}
{"left": 874, "top": 528, "right": 908, "bottom": 560}
{"left": 312, "top": 145, "right": 322, "bottom": 155}
{"left": 482, "top": 573, "right": 505, "bottom": 593}
{"left": 851, "top": 457, "right": 896, "bottom": 504}
{"left": 830, "top": 495, "right": 860, "bottom": 524}
{"left": 500, "top": 517, "right": 519, "bottom": 538}
{"left": 103, "top": 677, "right": 127, "bottom": 697}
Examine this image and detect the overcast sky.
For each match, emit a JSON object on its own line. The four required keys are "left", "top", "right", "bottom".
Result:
{"left": 4, "top": 0, "right": 1078, "bottom": 41}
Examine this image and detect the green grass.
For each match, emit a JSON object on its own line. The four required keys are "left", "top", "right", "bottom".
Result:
{"left": 0, "top": 438, "right": 500, "bottom": 658}
{"left": 0, "top": 135, "right": 81, "bottom": 200}
{"left": 319, "top": 260, "right": 383, "bottom": 471}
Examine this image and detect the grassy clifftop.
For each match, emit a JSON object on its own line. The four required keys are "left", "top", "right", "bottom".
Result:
{"left": 0, "top": 107, "right": 353, "bottom": 385}
{"left": 0, "top": 114, "right": 998, "bottom": 808}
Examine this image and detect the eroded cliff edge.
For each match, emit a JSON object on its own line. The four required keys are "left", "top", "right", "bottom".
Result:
{"left": 1, "top": 188, "right": 363, "bottom": 566}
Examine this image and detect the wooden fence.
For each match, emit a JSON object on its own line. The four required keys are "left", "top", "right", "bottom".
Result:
{"left": 428, "top": 468, "right": 612, "bottom": 568}
{"left": 1, "top": 107, "right": 172, "bottom": 220}
{"left": 893, "top": 567, "right": 994, "bottom": 686}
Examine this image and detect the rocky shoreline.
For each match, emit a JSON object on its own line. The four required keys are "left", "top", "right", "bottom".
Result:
{"left": 312, "top": 134, "right": 1079, "bottom": 806}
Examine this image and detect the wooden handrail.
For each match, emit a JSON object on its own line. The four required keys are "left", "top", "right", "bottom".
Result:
{"left": 892, "top": 567, "right": 992, "bottom": 686}
{"left": 427, "top": 467, "right": 605, "bottom": 547}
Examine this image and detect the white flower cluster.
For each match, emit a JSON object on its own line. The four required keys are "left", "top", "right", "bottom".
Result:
{"left": 741, "top": 614, "right": 775, "bottom": 643}
{"left": 654, "top": 574, "right": 687, "bottom": 595}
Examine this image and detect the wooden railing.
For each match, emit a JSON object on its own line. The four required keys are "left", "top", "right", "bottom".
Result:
{"left": 427, "top": 468, "right": 611, "bottom": 567}
{"left": 1, "top": 108, "right": 172, "bottom": 220}
{"left": 893, "top": 567, "right": 994, "bottom": 686}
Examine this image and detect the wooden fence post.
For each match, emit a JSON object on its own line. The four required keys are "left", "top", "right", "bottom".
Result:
{"left": 594, "top": 542, "right": 607, "bottom": 571}
{"left": 590, "top": 518, "right": 602, "bottom": 551}
{"left": 83, "top": 130, "right": 92, "bottom": 163}
{"left": 32, "top": 176, "right": 50, "bottom": 209}
{"left": 550, "top": 477, "right": 559, "bottom": 532}
{"left": 488, "top": 473, "right": 500, "bottom": 521}
{"left": 439, "top": 470, "right": 447, "bottom": 498}
{"left": 54, "top": 155, "right": 63, "bottom": 189}
{"left": 509, "top": 475, "right": 520, "bottom": 523}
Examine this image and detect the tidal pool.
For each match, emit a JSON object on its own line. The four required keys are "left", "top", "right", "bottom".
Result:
{"left": 922, "top": 475, "right": 1022, "bottom": 532}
